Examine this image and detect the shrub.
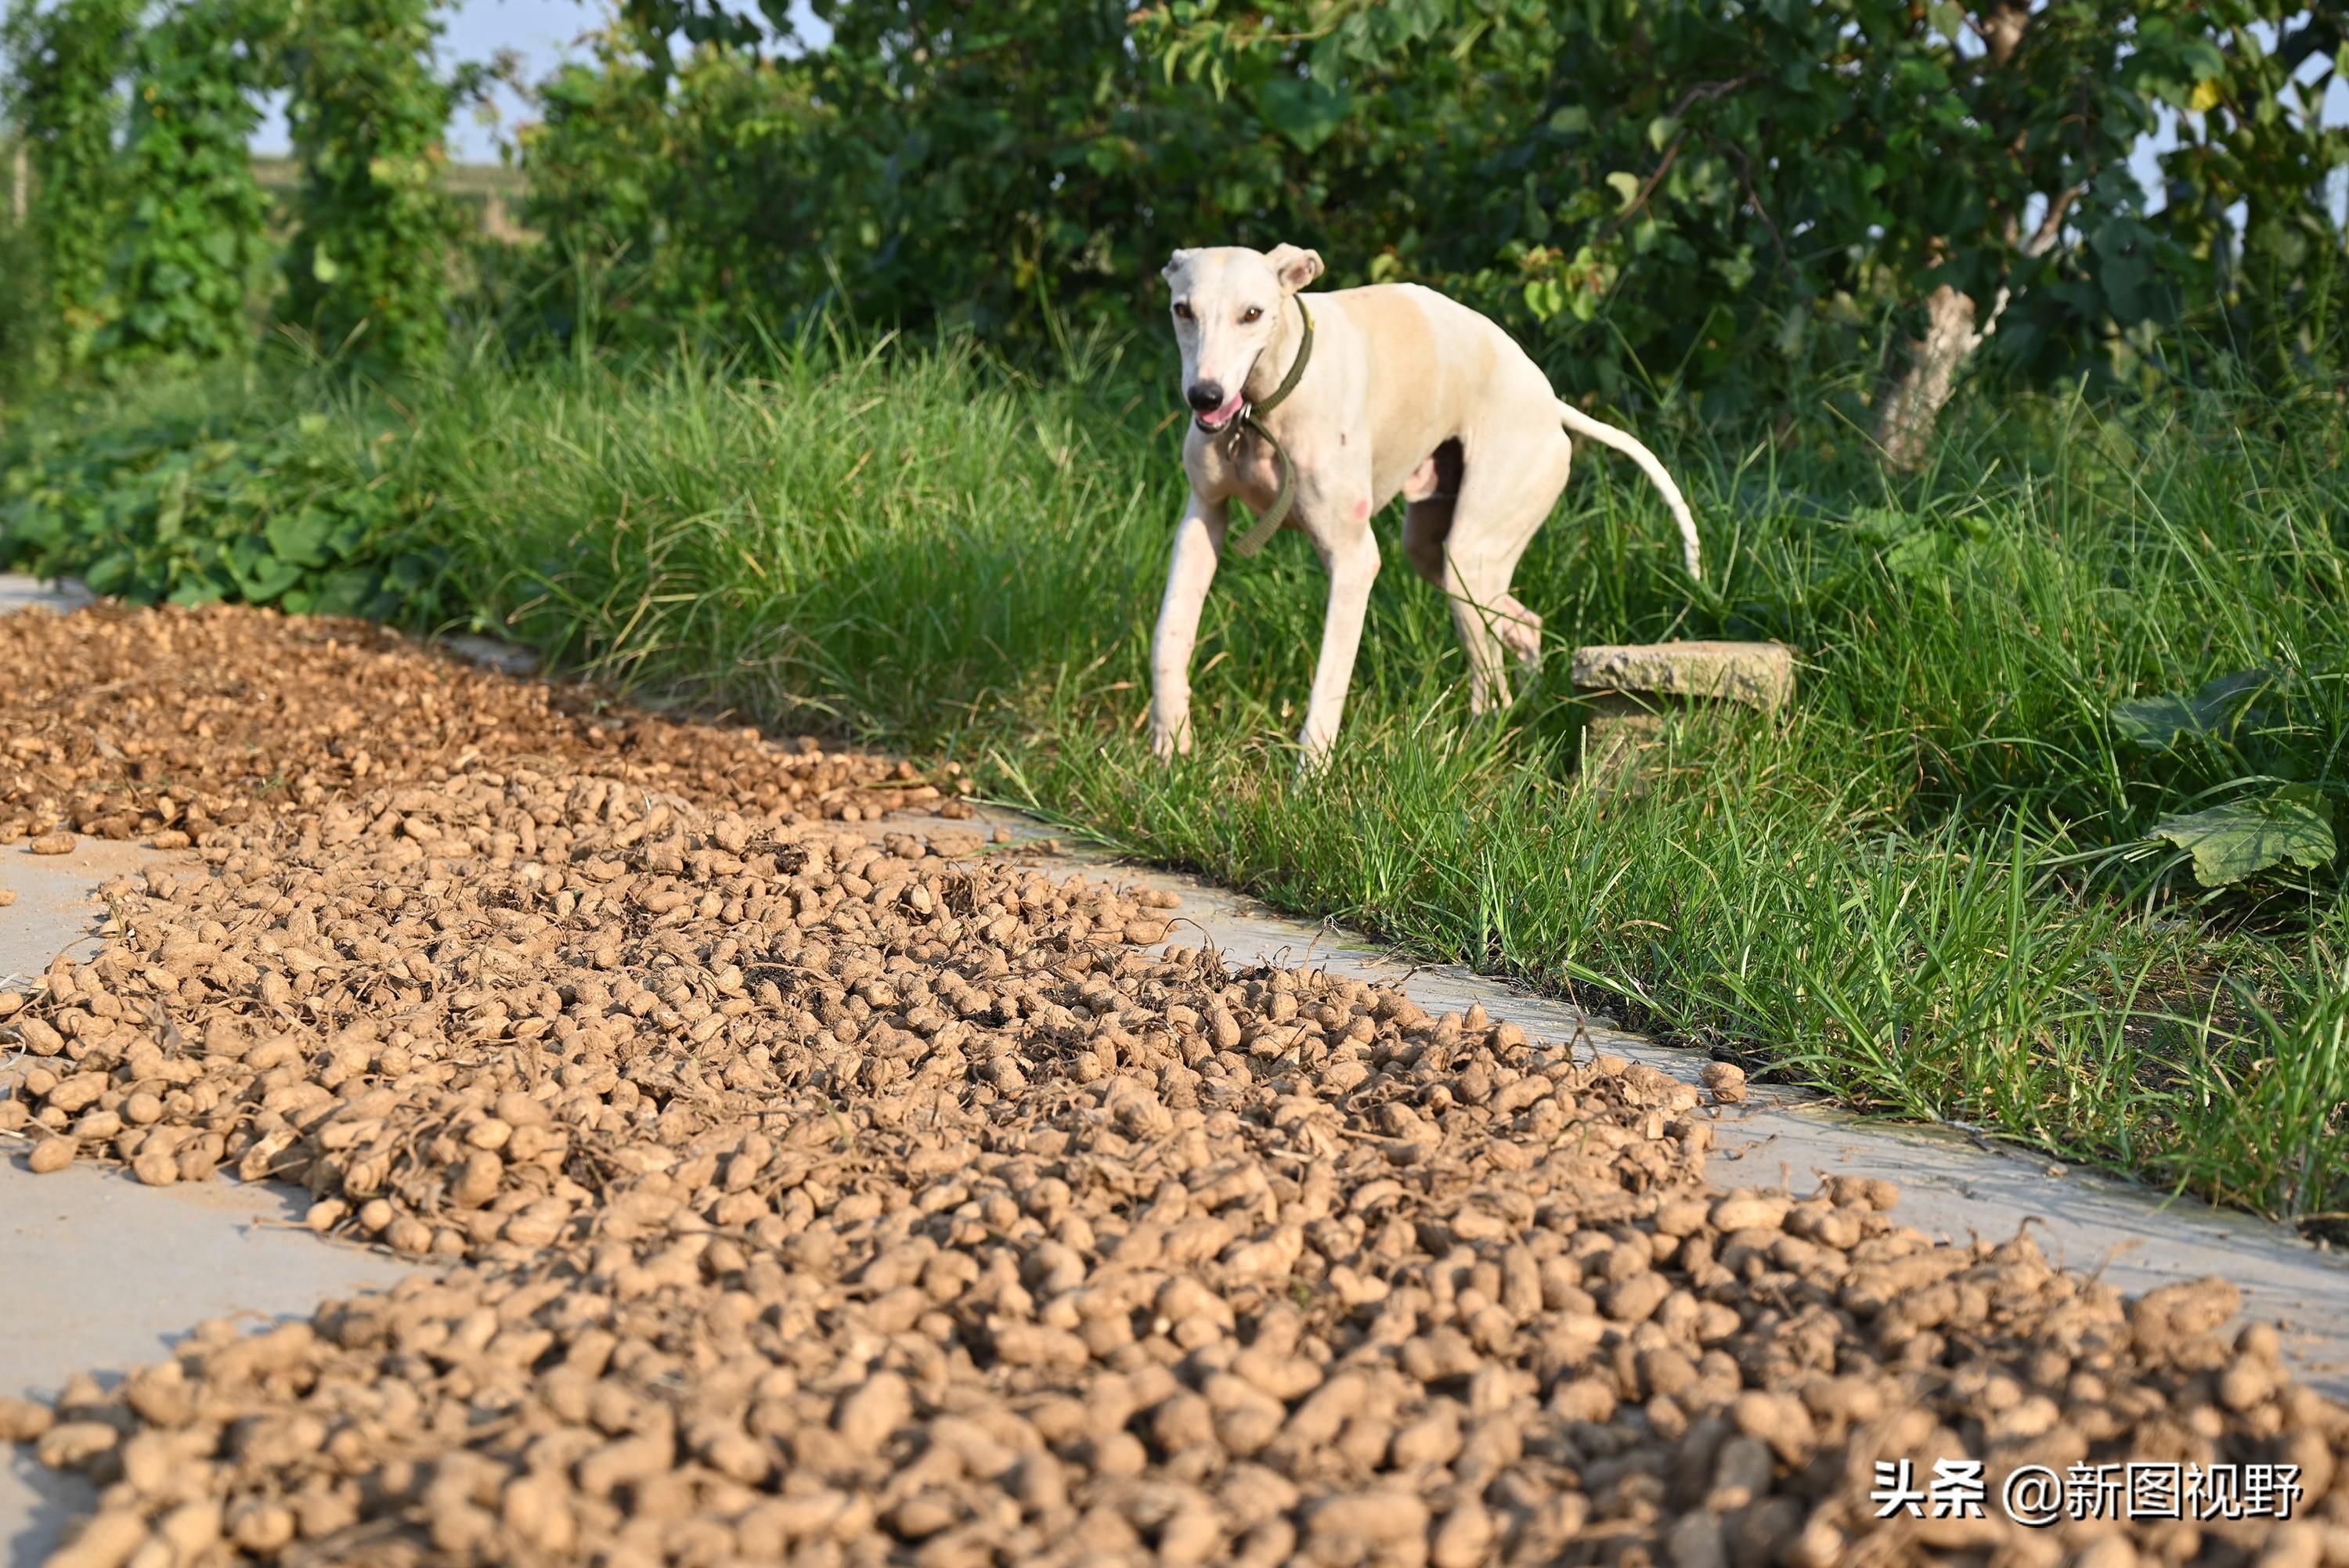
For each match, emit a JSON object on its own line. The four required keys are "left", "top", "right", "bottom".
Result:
{"left": 0, "top": 391, "right": 443, "bottom": 616}
{"left": 278, "top": 0, "right": 460, "bottom": 373}
{"left": 98, "top": 0, "right": 276, "bottom": 372}
{"left": 0, "top": 165, "right": 48, "bottom": 402}
{"left": 514, "top": 26, "right": 819, "bottom": 347}
{"left": 571, "top": 0, "right": 2346, "bottom": 431}
{"left": 0, "top": 0, "right": 140, "bottom": 372}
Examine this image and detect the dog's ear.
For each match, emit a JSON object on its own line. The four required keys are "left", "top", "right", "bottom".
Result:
{"left": 1265, "top": 243, "right": 1324, "bottom": 294}
{"left": 1160, "top": 249, "right": 1196, "bottom": 285}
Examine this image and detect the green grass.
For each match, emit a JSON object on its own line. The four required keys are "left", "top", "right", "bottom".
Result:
{"left": 6, "top": 325, "right": 2347, "bottom": 1233}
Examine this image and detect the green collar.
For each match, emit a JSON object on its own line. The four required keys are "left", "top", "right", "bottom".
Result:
{"left": 1226, "top": 297, "right": 1315, "bottom": 558}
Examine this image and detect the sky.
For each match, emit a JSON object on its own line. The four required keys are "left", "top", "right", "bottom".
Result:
{"left": 250, "top": 1, "right": 2344, "bottom": 226}
{"left": 253, "top": 0, "right": 612, "bottom": 162}
{"left": 251, "top": 0, "right": 832, "bottom": 162}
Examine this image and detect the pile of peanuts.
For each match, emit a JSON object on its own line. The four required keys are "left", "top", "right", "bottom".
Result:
{"left": 3, "top": 604, "right": 2345, "bottom": 1568}
{"left": 0, "top": 604, "right": 948, "bottom": 851}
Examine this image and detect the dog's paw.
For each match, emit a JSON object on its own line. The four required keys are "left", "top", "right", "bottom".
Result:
{"left": 1149, "top": 719, "right": 1192, "bottom": 762}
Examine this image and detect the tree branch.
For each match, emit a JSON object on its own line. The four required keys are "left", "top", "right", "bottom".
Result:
{"left": 1598, "top": 135, "right": 1683, "bottom": 243}
{"left": 1595, "top": 74, "right": 1760, "bottom": 245}
{"left": 1976, "top": 2, "right": 2030, "bottom": 67}
{"left": 1713, "top": 135, "right": 1792, "bottom": 282}
{"left": 2020, "top": 182, "right": 2084, "bottom": 260}
{"left": 1667, "top": 73, "right": 1762, "bottom": 121}
{"left": 1974, "top": 182, "right": 2084, "bottom": 348}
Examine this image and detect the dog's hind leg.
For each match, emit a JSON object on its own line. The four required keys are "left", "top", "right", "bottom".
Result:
{"left": 1438, "top": 431, "right": 1571, "bottom": 715}
{"left": 1406, "top": 439, "right": 1542, "bottom": 683}
{"left": 1442, "top": 558, "right": 1525, "bottom": 716}
{"left": 1493, "top": 595, "right": 1543, "bottom": 676}
{"left": 1401, "top": 438, "right": 1465, "bottom": 589}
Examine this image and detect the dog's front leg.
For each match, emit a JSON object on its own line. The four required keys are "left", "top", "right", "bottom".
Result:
{"left": 1149, "top": 490, "right": 1228, "bottom": 760}
{"left": 1297, "top": 523, "right": 1381, "bottom": 773}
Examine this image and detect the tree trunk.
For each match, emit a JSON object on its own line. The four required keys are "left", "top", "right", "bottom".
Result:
{"left": 1872, "top": 181, "right": 2079, "bottom": 472}
{"left": 1871, "top": 1, "right": 2037, "bottom": 471}
{"left": 1873, "top": 282, "right": 1979, "bottom": 472}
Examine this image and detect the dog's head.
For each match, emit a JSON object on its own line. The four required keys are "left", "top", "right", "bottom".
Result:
{"left": 1160, "top": 243, "right": 1324, "bottom": 434}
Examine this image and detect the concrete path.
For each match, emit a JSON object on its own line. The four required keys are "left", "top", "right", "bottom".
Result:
{"left": 0, "top": 1165, "right": 413, "bottom": 1561}
{"left": 0, "top": 577, "right": 91, "bottom": 618}
{"left": 2, "top": 838, "right": 164, "bottom": 988}
{"left": 5, "top": 575, "right": 2347, "bottom": 1559}
{"left": 1, "top": 832, "right": 413, "bottom": 1563}
{"left": 0, "top": 577, "right": 413, "bottom": 1560}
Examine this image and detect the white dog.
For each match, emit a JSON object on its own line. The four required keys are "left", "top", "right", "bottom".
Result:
{"left": 1149, "top": 243, "right": 1703, "bottom": 768}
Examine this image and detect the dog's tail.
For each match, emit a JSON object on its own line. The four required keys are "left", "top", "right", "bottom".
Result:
{"left": 1557, "top": 401, "right": 1702, "bottom": 581}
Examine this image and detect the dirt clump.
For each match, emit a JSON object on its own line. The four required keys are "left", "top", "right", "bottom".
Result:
{"left": 5, "top": 604, "right": 2348, "bottom": 1568}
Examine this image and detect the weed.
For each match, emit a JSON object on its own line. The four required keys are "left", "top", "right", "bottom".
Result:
{"left": 5, "top": 326, "right": 2345, "bottom": 1231}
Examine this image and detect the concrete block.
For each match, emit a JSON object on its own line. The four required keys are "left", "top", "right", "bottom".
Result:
{"left": 1579, "top": 713, "right": 1666, "bottom": 797}
{"left": 436, "top": 633, "right": 541, "bottom": 677}
{"left": 1570, "top": 640, "right": 1795, "bottom": 716}
{"left": 1571, "top": 640, "right": 1795, "bottom": 794}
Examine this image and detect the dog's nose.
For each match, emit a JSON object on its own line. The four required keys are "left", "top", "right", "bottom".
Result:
{"left": 1185, "top": 381, "right": 1225, "bottom": 413}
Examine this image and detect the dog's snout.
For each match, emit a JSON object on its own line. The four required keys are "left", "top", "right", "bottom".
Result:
{"left": 1185, "top": 381, "right": 1225, "bottom": 413}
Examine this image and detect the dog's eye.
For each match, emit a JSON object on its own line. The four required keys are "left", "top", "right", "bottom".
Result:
{"left": 1241, "top": 306, "right": 1264, "bottom": 323}
{"left": 1172, "top": 301, "right": 1193, "bottom": 322}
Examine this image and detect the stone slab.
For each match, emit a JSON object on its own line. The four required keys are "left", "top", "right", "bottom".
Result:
{"left": 1571, "top": 640, "right": 1795, "bottom": 715}
{"left": 1578, "top": 713, "right": 1667, "bottom": 797}
{"left": 436, "top": 633, "right": 541, "bottom": 677}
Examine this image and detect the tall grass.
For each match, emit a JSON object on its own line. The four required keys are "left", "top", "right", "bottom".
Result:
{"left": 9, "top": 325, "right": 2348, "bottom": 1228}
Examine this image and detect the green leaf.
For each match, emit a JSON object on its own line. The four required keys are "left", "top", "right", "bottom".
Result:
{"left": 1881, "top": 528, "right": 1947, "bottom": 581}
{"left": 2110, "top": 670, "right": 2270, "bottom": 751}
{"left": 312, "top": 566, "right": 380, "bottom": 616}
{"left": 153, "top": 467, "right": 189, "bottom": 541}
{"left": 265, "top": 508, "right": 336, "bottom": 568}
{"left": 1254, "top": 75, "right": 1351, "bottom": 154}
{"left": 167, "top": 576, "right": 226, "bottom": 607}
{"left": 1604, "top": 171, "right": 1640, "bottom": 211}
{"left": 327, "top": 510, "right": 373, "bottom": 560}
{"left": 2152, "top": 786, "right": 2336, "bottom": 888}
{"left": 85, "top": 551, "right": 136, "bottom": 596}
{"left": 227, "top": 536, "right": 304, "bottom": 601}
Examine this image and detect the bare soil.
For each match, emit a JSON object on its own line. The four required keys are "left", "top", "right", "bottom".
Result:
{"left": 4, "top": 605, "right": 2345, "bottom": 1568}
